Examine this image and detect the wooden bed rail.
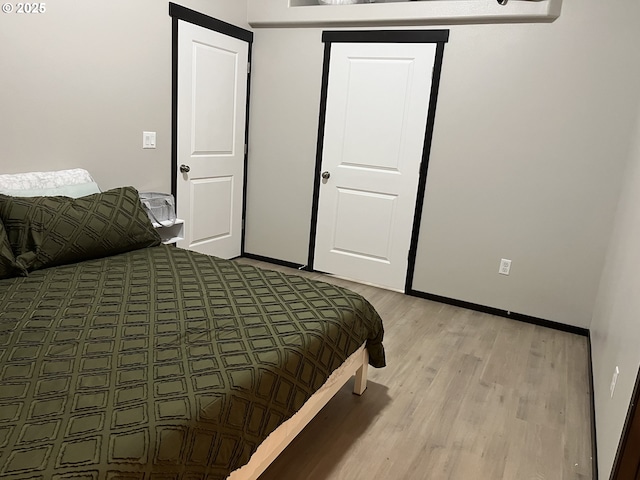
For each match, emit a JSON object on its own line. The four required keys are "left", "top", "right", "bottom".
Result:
{"left": 228, "top": 344, "right": 369, "bottom": 480}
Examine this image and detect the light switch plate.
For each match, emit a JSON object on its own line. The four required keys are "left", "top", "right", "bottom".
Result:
{"left": 143, "top": 131, "right": 156, "bottom": 149}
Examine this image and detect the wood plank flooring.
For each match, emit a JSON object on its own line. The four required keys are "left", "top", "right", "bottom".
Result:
{"left": 234, "top": 258, "right": 593, "bottom": 480}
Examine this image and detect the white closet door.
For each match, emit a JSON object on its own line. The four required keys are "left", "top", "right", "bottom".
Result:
{"left": 313, "top": 42, "right": 436, "bottom": 291}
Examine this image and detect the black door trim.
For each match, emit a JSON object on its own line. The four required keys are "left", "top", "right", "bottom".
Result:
{"left": 405, "top": 40, "right": 446, "bottom": 292}
{"left": 322, "top": 29, "right": 449, "bottom": 44}
{"left": 169, "top": 3, "right": 253, "bottom": 253}
{"left": 611, "top": 365, "right": 640, "bottom": 480}
{"left": 169, "top": 3, "right": 253, "bottom": 43}
{"left": 307, "top": 30, "right": 449, "bottom": 290}
{"left": 306, "top": 40, "right": 333, "bottom": 272}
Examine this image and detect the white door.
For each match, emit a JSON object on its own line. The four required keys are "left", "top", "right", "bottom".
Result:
{"left": 313, "top": 42, "right": 437, "bottom": 291}
{"left": 176, "top": 20, "right": 248, "bottom": 259}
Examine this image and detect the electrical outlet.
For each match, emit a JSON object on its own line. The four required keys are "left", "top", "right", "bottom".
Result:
{"left": 610, "top": 366, "right": 620, "bottom": 398}
{"left": 499, "top": 258, "right": 512, "bottom": 275}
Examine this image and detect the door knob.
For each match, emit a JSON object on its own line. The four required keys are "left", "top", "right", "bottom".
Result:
{"left": 180, "top": 164, "right": 191, "bottom": 174}
{"left": 321, "top": 171, "right": 331, "bottom": 180}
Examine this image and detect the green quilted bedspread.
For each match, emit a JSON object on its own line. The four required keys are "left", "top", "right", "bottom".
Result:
{"left": 0, "top": 245, "right": 385, "bottom": 479}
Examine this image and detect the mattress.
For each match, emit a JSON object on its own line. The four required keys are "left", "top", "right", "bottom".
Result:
{"left": 0, "top": 244, "right": 385, "bottom": 479}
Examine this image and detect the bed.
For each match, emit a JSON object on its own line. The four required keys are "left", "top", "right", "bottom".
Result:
{"left": 0, "top": 178, "right": 386, "bottom": 479}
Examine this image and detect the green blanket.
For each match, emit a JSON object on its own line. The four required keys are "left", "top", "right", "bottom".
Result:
{"left": 0, "top": 245, "right": 385, "bottom": 479}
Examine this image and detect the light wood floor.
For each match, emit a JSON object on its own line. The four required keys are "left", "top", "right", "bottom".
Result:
{"left": 235, "top": 258, "right": 594, "bottom": 480}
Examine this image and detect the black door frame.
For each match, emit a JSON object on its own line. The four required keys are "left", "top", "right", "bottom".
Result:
{"left": 306, "top": 29, "right": 449, "bottom": 293}
{"left": 169, "top": 3, "right": 253, "bottom": 254}
{"left": 611, "top": 365, "right": 640, "bottom": 479}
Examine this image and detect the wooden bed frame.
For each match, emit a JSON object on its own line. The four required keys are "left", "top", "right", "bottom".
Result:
{"left": 228, "top": 345, "right": 369, "bottom": 479}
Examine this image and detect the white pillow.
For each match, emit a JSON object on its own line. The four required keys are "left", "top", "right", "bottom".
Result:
{"left": 0, "top": 168, "right": 95, "bottom": 190}
{"left": 0, "top": 181, "right": 101, "bottom": 198}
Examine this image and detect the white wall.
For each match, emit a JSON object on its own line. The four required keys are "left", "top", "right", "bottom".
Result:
{"left": 590, "top": 103, "right": 640, "bottom": 478}
{"left": 245, "top": 28, "right": 325, "bottom": 262}
{"left": 0, "top": 0, "right": 248, "bottom": 192}
{"left": 245, "top": 0, "right": 640, "bottom": 328}
{"left": 413, "top": 0, "right": 640, "bottom": 327}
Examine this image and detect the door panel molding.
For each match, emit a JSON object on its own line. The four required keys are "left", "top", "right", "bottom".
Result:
{"left": 308, "top": 30, "right": 449, "bottom": 292}
{"left": 191, "top": 42, "right": 237, "bottom": 155}
{"left": 190, "top": 176, "right": 234, "bottom": 245}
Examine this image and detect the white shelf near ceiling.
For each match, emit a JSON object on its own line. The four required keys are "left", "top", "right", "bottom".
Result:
{"left": 247, "top": 0, "right": 563, "bottom": 27}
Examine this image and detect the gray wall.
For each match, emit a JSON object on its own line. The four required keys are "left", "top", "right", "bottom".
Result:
{"left": 245, "top": 28, "right": 325, "bottom": 263}
{"left": 244, "top": 0, "right": 640, "bottom": 328}
{"left": 590, "top": 104, "right": 640, "bottom": 478}
{"left": 0, "top": 0, "right": 248, "bottom": 192}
